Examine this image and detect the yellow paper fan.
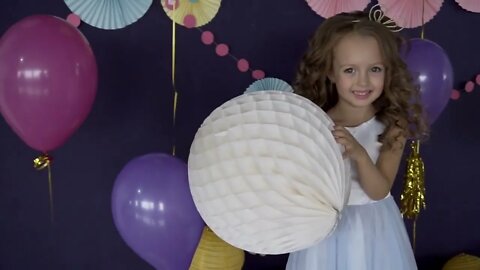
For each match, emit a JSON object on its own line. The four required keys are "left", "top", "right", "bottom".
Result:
{"left": 161, "top": 0, "right": 221, "bottom": 28}
{"left": 189, "top": 227, "right": 245, "bottom": 270}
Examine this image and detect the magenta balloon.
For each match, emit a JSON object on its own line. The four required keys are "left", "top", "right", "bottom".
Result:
{"left": 402, "top": 38, "right": 453, "bottom": 124}
{"left": 0, "top": 15, "right": 97, "bottom": 152}
{"left": 112, "top": 153, "right": 204, "bottom": 270}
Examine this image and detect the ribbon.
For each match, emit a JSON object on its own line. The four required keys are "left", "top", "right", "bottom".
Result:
{"left": 34, "top": 153, "right": 54, "bottom": 224}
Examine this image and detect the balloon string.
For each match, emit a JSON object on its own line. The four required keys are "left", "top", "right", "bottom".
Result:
{"left": 171, "top": 0, "right": 178, "bottom": 156}
{"left": 421, "top": 0, "right": 425, "bottom": 39}
{"left": 47, "top": 163, "right": 54, "bottom": 224}
{"left": 33, "top": 153, "right": 54, "bottom": 224}
{"left": 413, "top": 217, "right": 417, "bottom": 252}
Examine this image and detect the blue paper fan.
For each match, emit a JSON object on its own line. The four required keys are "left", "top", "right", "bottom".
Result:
{"left": 64, "top": 0, "right": 153, "bottom": 30}
{"left": 245, "top": 77, "right": 294, "bottom": 93}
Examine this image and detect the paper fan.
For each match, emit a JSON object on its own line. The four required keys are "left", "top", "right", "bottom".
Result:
{"left": 455, "top": 0, "right": 480, "bottom": 13}
{"left": 244, "top": 77, "right": 293, "bottom": 93}
{"left": 378, "top": 0, "right": 443, "bottom": 28}
{"left": 188, "top": 91, "right": 349, "bottom": 254}
{"left": 161, "top": 0, "right": 221, "bottom": 28}
{"left": 305, "top": 0, "right": 370, "bottom": 18}
{"left": 64, "top": 0, "right": 152, "bottom": 30}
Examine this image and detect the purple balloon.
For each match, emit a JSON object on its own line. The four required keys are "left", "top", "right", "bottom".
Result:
{"left": 0, "top": 15, "right": 97, "bottom": 152}
{"left": 112, "top": 153, "right": 204, "bottom": 270}
{"left": 402, "top": 38, "right": 453, "bottom": 124}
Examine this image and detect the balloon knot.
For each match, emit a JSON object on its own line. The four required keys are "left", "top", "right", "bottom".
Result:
{"left": 33, "top": 153, "right": 53, "bottom": 170}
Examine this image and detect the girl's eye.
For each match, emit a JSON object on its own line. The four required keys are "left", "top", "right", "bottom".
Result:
{"left": 343, "top": 68, "right": 354, "bottom": 74}
{"left": 371, "top": 66, "right": 383, "bottom": 72}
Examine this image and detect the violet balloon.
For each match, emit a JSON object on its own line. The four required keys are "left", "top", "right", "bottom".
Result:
{"left": 402, "top": 38, "right": 453, "bottom": 124}
{"left": 0, "top": 15, "right": 97, "bottom": 152}
{"left": 111, "top": 153, "right": 204, "bottom": 270}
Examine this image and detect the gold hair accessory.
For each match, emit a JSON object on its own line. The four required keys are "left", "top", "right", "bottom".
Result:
{"left": 368, "top": 4, "right": 403, "bottom": 32}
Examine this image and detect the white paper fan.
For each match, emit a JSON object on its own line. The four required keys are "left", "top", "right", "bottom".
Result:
{"left": 64, "top": 0, "right": 152, "bottom": 30}
{"left": 188, "top": 91, "right": 349, "bottom": 254}
{"left": 244, "top": 77, "right": 293, "bottom": 93}
{"left": 305, "top": 0, "right": 371, "bottom": 18}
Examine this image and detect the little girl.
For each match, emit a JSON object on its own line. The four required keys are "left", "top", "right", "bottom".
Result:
{"left": 286, "top": 11, "right": 429, "bottom": 270}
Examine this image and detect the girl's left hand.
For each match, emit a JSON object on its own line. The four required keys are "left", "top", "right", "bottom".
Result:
{"left": 331, "top": 125, "right": 367, "bottom": 161}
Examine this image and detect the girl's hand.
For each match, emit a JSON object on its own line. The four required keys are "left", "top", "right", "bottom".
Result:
{"left": 331, "top": 125, "right": 367, "bottom": 161}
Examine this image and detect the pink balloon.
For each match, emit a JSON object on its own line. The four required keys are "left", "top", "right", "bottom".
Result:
{"left": 0, "top": 15, "right": 97, "bottom": 152}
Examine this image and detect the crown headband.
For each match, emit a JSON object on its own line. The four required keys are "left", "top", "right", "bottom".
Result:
{"left": 370, "top": 4, "right": 403, "bottom": 32}
{"left": 353, "top": 4, "right": 403, "bottom": 33}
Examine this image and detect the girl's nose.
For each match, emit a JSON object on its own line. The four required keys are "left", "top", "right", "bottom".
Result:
{"left": 357, "top": 71, "right": 370, "bottom": 86}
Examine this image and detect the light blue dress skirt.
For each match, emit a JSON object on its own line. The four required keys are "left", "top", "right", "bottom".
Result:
{"left": 286, "top": 196, "right": 417, "bottom": 270}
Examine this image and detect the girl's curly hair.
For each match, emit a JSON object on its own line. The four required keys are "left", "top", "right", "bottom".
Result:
{"left": 294, "top": 11, "right": 429, "bottom": 150}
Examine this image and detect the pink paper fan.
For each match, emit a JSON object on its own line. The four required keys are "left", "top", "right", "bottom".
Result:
{"left": 378, "top": 0, "right": 443, "bottom": 28}
{"left": 455, "top": 0, "right": 480, "bottom": 13}
{"left": 305, "top": 0, "right": 371, "bottom": 18}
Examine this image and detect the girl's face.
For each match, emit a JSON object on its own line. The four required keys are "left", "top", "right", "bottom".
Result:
{"left": 329, "top": 33, "right": 385, "bottom": 110}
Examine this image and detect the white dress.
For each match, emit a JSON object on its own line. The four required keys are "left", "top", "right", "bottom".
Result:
{"left": 286, "top": 117, "right": 417, "bottom": 270}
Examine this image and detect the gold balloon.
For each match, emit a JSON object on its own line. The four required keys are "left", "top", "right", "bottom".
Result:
{"left": 189, "top": 226, "right": 245, "bottom": 270}
{"left": 443, "top": 253, "right": 480, "bottom": 270}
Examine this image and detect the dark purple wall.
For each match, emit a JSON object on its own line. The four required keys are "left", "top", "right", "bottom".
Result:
{"left": 1, "top": 1, "right": 479, "bottom": 269}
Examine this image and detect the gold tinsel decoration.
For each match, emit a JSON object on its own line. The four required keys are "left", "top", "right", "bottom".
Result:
{"left": 189, "top": 226, "right": 245, "bottom": 270}
{"left": 400, "top": 140, "right": 426, "bottom": 219}
{"left": 400, "top": 140, "right": 426, "bottom": 250}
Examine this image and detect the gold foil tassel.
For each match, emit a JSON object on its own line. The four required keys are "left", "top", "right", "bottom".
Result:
{"left": 400, "top": 140, "right": 426, "bottom": 250}
{"left": 33, "top": 153, "right": 54, "bottom": 224}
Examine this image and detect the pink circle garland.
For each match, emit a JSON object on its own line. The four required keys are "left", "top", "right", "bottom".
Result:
{"left": 184, "top": 14, "right": 197, "bottom": 28}
{"left": 201, "top": 31, "right": 214, "bottom": 45}
{"left": 215, "top": 44, "right": 229, "bottom": 56}
{"left": 252, "top": 70, "right": 265, "bottom": 80}
{"left": 450, "top": 73, "right": 480, "bottom": 101}
{"left": 451, "top": 89, "right": 460, "bottom": 100}
{"left": 66, "top": 13, "right": 81, "bottom": 27}
{"left": 237, "top": 59, "right": 249, "bottom": 72}
{"left": 465, "top": 81, "right": 475, "bottom": 92}
{"left": 199, "top": 29, "right": 267, "bottom": 79}
{"left": 165, "top": 0, "right": 180, "bottom": 10}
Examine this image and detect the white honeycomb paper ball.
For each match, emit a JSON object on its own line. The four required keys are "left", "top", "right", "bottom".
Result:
{"left": 188, "top": 91, "right": 350, "bottom": 255}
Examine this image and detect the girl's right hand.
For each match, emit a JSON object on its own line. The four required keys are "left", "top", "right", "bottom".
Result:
{"left": 331, "top": 125, "right": 368, "bottom": 161}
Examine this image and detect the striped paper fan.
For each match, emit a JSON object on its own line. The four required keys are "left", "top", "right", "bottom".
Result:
{"left": 64, "top": 0, "right": 152, "bottom": 30}
{"left": 188, "top": 91, "right": 349, "bottom": 254}
{"left": 378, "top": 0, "right": 443, "bottom": 28}
{"left": 305, "top": 0, "right": 370, "bottom": 18}
{"left": 161, "top": 0, "right": 221, "bottom": 28}
{"left": 244, "top": 77, "right": 293, "bottom": 93}
{"left": 455, "top": 0, "right": 480, "bottom": 12}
